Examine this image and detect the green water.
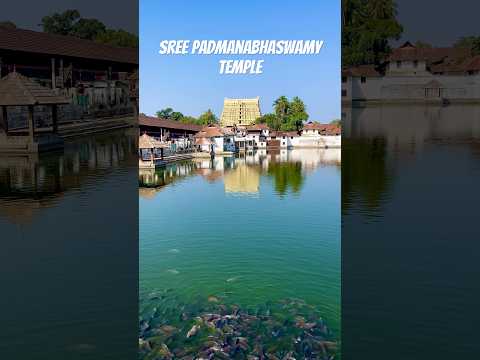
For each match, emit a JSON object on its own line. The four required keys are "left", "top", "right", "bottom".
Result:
{"left": 139, "top": 149, "right": 341, "bottom": 341}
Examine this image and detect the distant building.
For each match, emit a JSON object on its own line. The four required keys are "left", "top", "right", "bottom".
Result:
{"left": 220, "top": 97, "right": 261, "bottom": 127}
{"left": 194, "top": 125, "right": 235, "bottom": 154}
{"left": 234, "top": 123, "right": 270, "bottom": 150}
{"left": 342, "top": 41, "right": 480, "bottom": 105}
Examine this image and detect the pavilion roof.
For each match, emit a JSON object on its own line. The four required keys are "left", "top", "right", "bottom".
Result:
{"left": 0, "top": 27, "right": 138, "bottom": 64}
{"left": 139, "top": 133, "right": 166, "bottom": 149}
{"left": 0, "top": 72, "right": 70, "bottom": 106}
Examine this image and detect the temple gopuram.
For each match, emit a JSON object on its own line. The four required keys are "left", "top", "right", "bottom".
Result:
{"left": 220, "top": 97, "right": 261, "bottom": 127}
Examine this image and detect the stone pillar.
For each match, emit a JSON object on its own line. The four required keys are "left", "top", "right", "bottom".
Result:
{"left": 59, "top": 58, "right": 64, "bottom": 88}
{"left": 51, "top": 58, "right": 56, "bottom": 89}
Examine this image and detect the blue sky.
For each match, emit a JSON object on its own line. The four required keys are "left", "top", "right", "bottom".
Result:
{"left": 140, "top": 0, "right": 340, "bottom": 122}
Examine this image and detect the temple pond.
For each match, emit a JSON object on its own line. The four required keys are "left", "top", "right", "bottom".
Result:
{"left": 139, "top": 149, "right": 341, "bottom": 358}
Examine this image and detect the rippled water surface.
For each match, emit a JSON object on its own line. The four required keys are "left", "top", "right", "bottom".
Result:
{"left": 139, "top": 149, "right": 341, "bottom": 353}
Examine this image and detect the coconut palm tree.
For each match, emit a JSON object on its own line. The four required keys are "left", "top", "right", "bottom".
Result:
{"left": 273, "top": 96, "right": 289, "bottom": 120}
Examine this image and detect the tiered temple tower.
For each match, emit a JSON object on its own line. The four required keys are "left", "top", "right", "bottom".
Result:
{"left": 220, "top": 97, "right": 261, "bottom": 127}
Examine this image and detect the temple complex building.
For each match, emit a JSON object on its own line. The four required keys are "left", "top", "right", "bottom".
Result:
{"left": 220, "top": 97, "right": 261, "bottom": 127}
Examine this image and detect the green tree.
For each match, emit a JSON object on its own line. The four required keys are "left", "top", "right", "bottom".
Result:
{"left": 454, "top": 36, "right": 480, "bottom": 55}
{"left": 156, "top": 108, "right": 173, "bottom": 119}
{"left": 170, "top": 111, "right": 184, "bottom": 122}
{"left": 330, "top": 119, "right": 342, "bottom": 126}
{"left": 273, "top": 96, "right": 290, "bottom": 120}
{"left": 71, "top": 18, "right": 106, "bottom": 40}
{"left": 256, "top": 113, "right": 282, "bottom": 130}
{"left": 41, "top": 9, "right": 81, "bottom": 36}
{"left": 288, "top": 96, "right": 306, "bottom": 115}
{"left": 95, "top": 29, "right": 138, "bottom": 48}
{"left": 197, "top": 109, "right": 218, "bottom": 125}
{"left": 180, "top": 116, "right": 198, "bottom": 124}
{"left": 258, "top": 96, "right": 310, "bottom": 131}
{"left": 286, "top": 96, "right": 308, "bottom": 131}
{"left": 41, "top": 9, "right": 138, "bottom": 48}
{"left": 342, "top": 0, "right": 403, "bottom": 66}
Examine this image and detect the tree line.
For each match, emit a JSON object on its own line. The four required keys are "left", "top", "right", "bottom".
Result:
{"left": 154, "top": 96, "right": 340, "bottom": 130}
{"left": 342, "top": 0, "right": 480, "bottom": 67}
{"left": 155, "top": 108, "right": 218, "bottom": 126}
{"left": 0, "top": 9, "right": 138, "bottom": 48}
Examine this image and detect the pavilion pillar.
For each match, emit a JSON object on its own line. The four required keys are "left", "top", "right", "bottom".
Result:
{"left": 27, "top": 105, "right": 34, "bottom": 141}
{"left": 52, "top": 104, "right": 58, "bottom": 133}
{"left": 51, "top": 58, "right": 56, "bottom": 89}
{"left": 59, "top": 58, "right": 64, "bottom": 88}
{"left": 1, "top": 106, "right": 8, "bottom": 133}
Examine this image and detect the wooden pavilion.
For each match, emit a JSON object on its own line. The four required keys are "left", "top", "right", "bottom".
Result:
{"left": 0, "top": 72, "right": 69, "bottom": 152}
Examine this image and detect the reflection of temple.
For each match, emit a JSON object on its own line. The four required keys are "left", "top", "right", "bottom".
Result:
{"left": 224, "top": 163, "right": 260, "bottom": 193}
{"left": 138, "top": 149, "right": 342, "bottom": 198}
{"left": 0, "top": 129, "right": 137, "bottom": 223}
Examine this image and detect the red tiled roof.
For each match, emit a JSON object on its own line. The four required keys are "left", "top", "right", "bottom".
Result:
{"left": 139, "top": 115, "right": 202, "bottom": 132}
{"left": 464, "top": 55, "right": 480, "bottom": 71}
{"left": 194, "top": 125, "right": 225, "bottom": 138}
{"left": 276, "top": 131, "right": 299, "bottom": 137}
{"left": 388, "top": 46, "right": 470, "bottom": 62}
{"left": 0, "top": 28, "right": 138, "bottom": 64}
{"left": 303, "top": 122, "right": 341, "bottom": 135}
{"left": 342, "top": 65, "right": 381, "bottom": 77}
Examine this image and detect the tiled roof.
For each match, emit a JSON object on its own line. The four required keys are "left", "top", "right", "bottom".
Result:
{"left": 0, "top": 28, "right": 138, "bottom": 64}
{"left": 139, "top": 115, "right": 202, "bottom": 132}
{"left": 388, "top": 46, "right": 470, "bottom": 62}
{"left": 276, "top": 131, "right": 299, "bottom": 137}
{"left": 303, "top": 122, "right": 341, "bottom": 135}
{"left": 0, "top": 72, "right": 69, "bottom": 106}
{"left": 342, "top": 65, "right": 382, "bottom": 77}
{"left": 464, "top": 55, "right": 480, "bottom": 71}
{"left": 139, "top": 133, "right": 166, "bottom": 149}
{"left": 194, "top": 125, "right": 225, "bottom": 138}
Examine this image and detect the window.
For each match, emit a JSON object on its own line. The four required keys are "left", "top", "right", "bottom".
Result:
{"left": 282, "top": 136, "right": 286, "bottom": 139}
{"left": 341, "top": 76, "right": 347, "bottom": 83}
{"left": 396, "top": 61, "right": 401, "bottom": 68}
{"left": 290, "top": 136, "right": 293, "bottom": 139}
{"left": 414, "top": 60, "right": 418, "bottom": 68}
{"left": 361, "top": 76, "right": 366, "bottom": 83}
{"left": 341, "top": 89, "right": 347, "bottom": 97}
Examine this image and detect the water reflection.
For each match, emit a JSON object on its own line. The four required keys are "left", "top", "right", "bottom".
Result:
{"left": 0, "top": 129, "right": 138, "bottom": 360}
{"left": 342, "top": 104, "right": 480, "bottom": 359}
{"left": 139, "top": 148, "right": 341, "bottom": 198}
{"left": 342, "top": 105, "right": 480, "bottom": 218}
{"left": 0, "top": 130, "right": 137, "bottom": 224}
